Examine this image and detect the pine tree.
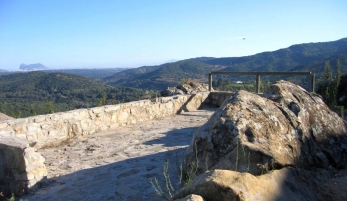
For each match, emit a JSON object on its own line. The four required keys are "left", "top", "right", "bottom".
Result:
{"left": 317, "top": 60, "right": 342, "bottom": 112}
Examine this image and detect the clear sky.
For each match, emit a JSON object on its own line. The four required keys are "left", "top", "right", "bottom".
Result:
{"left": 0, "top": 0, "right": 346, "bottom": 70}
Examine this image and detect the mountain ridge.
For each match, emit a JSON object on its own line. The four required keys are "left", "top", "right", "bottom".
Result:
{"left": 20, "top": 63, "right": 48, "bottom": 71}
{"left": 103, "top": 37, "right": 347, "bottom": 90}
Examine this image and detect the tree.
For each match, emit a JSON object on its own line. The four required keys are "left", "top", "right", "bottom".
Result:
{"left": 317, "top": 60, "right": 343, "bottom": 113}
{"left": 29, "top": 104, "right": 36, "bottom": 116}
{"left": 45, "top": 102, "right": 54, "bottom": 114}
{"left": 97, "top": 92, "right": 107, "bottom": 106}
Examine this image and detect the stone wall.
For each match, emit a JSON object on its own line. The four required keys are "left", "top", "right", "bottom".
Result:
{"left": 0, "top": 92, "right": 217, "bottom": 148}
{"left": 0, "top": 91, "right": 231, "bottom": 197}
{"left": 0, "top": 137, "right": 47, "bottom": 197}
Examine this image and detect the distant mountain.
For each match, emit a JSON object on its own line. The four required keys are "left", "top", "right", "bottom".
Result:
{"left": 20, "top": 63, "right": 48, "bottom": 70}
{"left": 0, "top": 71, "right": 158, "bottom": 117}
{"left": 103, "top": 59, "right": 226, "bottom": 89}
{"left": 0, "top": 69, "right": 7, "bottom": 72}
{"left": 103, "top": 38, "right": 347, "bottom": 90}
{"left": 205, "top": 38, "right": 347, "bottom": 72}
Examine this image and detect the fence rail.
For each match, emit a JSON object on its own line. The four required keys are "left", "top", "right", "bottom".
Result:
{"left": 208, "top": 71, "right": 315, "bottom": 93}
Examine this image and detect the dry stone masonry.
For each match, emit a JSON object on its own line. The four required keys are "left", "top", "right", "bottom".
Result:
{"left": 0, "top": 137, "right": 47, "bottom": 197}
{"left": 0, "top": 92, "right": 213, "bottom": 149}
{"left": 0, "top": 91, "right": 228, "bottom": 198}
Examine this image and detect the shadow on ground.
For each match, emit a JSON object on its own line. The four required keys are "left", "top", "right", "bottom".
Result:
{"left": 20, "top": 115, "right": 207, "bottom": 201}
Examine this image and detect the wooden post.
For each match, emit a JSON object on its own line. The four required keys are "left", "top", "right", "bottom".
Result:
{"left": 311, "top": 73, "right": 315, "bottom": 92}
{"left": 256, "top": 74, "right": 260, "bottom": 93}
{"left": 209, "top": 73, "right": 212, "bottom": 91}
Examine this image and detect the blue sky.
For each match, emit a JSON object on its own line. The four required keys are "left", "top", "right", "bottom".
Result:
{"left": 0, "top": 0, "right": 346, "bottom": 70}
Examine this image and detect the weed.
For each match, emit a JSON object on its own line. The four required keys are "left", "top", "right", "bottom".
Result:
{"left": 235, "top": 138, "right": 251, "bottom": 172}
{"left": 0, "top": 192, "right": 16, "bottom": 201}
{"left": 163, "top": 161, "right": 175, "bottom": 198}
{"left": 149, "top": 177, "right": 168, "bottom": 200}
{"left": 182, "top": 142, "right": 199, "bottom": 186}
{"left": 205, "top": 155, "right": 209, "bottom": 171}
{"left": 8, "top": 194, "right": 15, "bottom": 201}
{"left": 257, "top": 162, "right": 270, "bottom": 175}
{"left": 149, "top": 143, "right": 200, "bottom": 200}
{"left": 247, "top": 152, "right": 250, "bottom": 172}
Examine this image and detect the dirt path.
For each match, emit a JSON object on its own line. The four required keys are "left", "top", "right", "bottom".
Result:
{"left": 21, "top": 109, "right": 215, "bottom": 201}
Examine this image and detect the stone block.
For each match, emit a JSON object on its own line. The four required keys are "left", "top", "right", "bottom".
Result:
{"left": 13, "top": 126, "right": 26, "bottom": 135}
{"left": 0, "top": 122, "right": 9, "bottom": 129}
{"left": 89, "top": 107, "right": 104, "bottom": 115}
{"left": 117, "top": 110, "right": 130, "bottom": 122}
{"left": 0, "top": 127, "right": 15, "bottom": 137}
{"left": 60, "top": 111, "right": 75, "bottom": 120}
{"left": 7, "top": 118, "right": 28, "bottom": 126}
{"left": 80, "top": 119, "right": 92, "bottom": 130}
{"left": 104, "top": 105, "right": 120, "bottom": 113}
{"left": 33, "top": 115, "right": 47, "bottom": 123}
{"left": 27, "top": 123, "right": 41, "bottom": 132}
{"left": 0, "top": 137, "right": 47, "bottom": 197}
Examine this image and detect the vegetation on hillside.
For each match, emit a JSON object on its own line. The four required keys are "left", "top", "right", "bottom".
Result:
{"left": 43, "top": 68, "right": 127, "bottom": 80}
{"left": 316, "top": 60, "right": 345, "bottom": 115}
{"left": 104, "top": 59, "right": 226, "bottom": 90}
{"left": 0, "top": 68, "right": 127, "bottom": 80}
{"left": 103, "top": 38, "right": 347, "bottom": 90}
{"left": 2, "top": 38, "right": 347, "bottom": 118}
{"left": 0, "top": 72, "right": 158, "bottom": 118}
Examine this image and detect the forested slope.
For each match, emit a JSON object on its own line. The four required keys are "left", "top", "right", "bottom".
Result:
{"left": 0, "top": 71, "right": 158, "bottom": 117}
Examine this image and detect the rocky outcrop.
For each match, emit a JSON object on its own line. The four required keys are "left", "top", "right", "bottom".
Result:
{"left": 19, "top": 63, "right": 47, "bottom": 71}
{"left": 174, "top": 168, "right": 335, "bottom": 201}
{"left": 183, "top": 80, "right": 347, "bottom": 175}
{"left": 176, "top": 80, "right": 347, "bottom": 201}
{"left": 161, "top": 82, "right": 209, "bottom": 97}
{"left": 0, "top": 137, "right": 47, "bottom": 197}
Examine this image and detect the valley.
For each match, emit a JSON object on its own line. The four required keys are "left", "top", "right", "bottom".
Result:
{"left": 1, "top": 38, "right": 346, "bottom": 118}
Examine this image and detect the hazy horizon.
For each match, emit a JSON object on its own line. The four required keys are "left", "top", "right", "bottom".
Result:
{"left": 1, "top": 0, "right": 346, "bottom": 71}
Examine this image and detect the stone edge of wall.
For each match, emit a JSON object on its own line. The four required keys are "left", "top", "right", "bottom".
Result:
{"left": 0, "top": 91, "right": 232, "bottom": 197}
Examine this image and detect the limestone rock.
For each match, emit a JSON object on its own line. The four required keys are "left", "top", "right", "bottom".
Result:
{"left": 0, "top": 137, "right": 47, "bottom": 197}
{"left": 184, "top": 80, "right": 347, "bottom": 175}
{"left": 177, "top": 82, "right": 209, "bottom": 94}
{"left": 174, "top": 194, "right": 205, "bottom": 201}
{"left": 160, "top": 87, "right": 185, "bottom": 97}
{"left": 161, "top": 82, "right": 209, "bottom": 97}
{"left": 173, "top": 168, "right": 330, "bottom": 201}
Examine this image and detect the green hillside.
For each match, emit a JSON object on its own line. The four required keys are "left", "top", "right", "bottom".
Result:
{"left": 206, "top": 38, "right": 347, "bottom": 72}
{"left": 103, "top": 38, "right": 347, "bottom": 90}
{"left": 103, "top": 65, "right": 163, "bottom": 85}
{"left": 104, "top": 59, "right": 226, "bottom": 89}
{"left": 43, "top": 68, "right": 127, "bottom": 80}
{"left": 290, "top": 53, "right": 347, "bottom": 75}
{"left": 0, "top": 71, "right": 158, "bottom": 118}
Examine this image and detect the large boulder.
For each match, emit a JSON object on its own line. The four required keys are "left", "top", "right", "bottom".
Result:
{"left": 183, "top": 80, "right": 347, "bottom": 175}
{"left": 161, "top": 82, "right": 209, "bottom": 97}
{"left": 174, "top": 168, "right": 335, "bottom": 201}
